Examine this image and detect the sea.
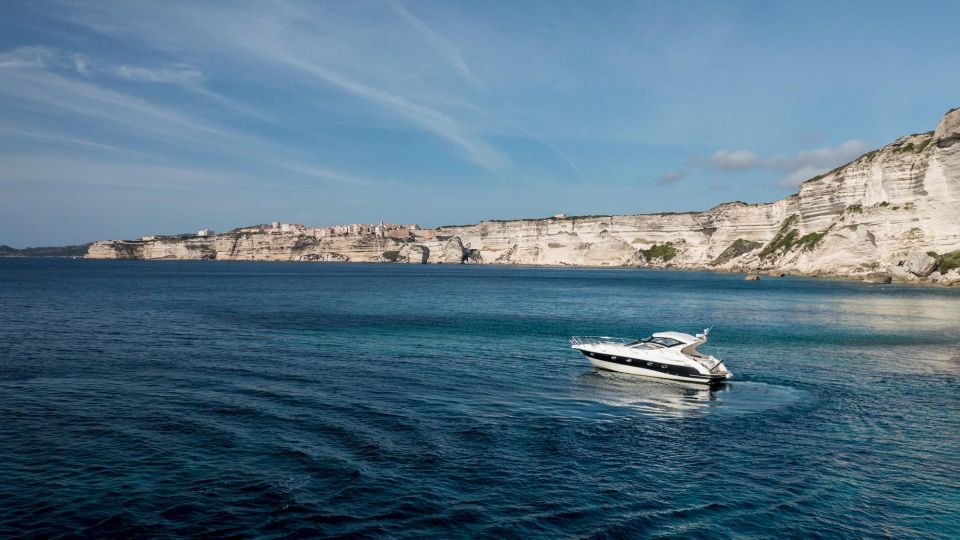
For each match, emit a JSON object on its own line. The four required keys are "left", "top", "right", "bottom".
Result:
{"left": 0, "top": 258, "right": 958, "bottom": 538}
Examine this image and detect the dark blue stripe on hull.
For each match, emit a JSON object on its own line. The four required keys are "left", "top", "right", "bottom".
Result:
{"left": 579, "top": 349, "right": 725, "bottom": 384}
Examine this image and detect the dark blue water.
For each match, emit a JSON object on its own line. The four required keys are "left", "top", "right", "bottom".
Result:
{"left": 1, "top": 259, "right": 958, "bottom": 538}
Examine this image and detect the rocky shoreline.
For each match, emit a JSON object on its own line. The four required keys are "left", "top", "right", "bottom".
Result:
{"left": 86, "top": 108, "right": 960, "bottom": 287}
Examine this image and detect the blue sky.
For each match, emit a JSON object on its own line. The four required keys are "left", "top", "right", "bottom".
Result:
{"left": 1, "top": 0, "right": 958, "bottom": 246}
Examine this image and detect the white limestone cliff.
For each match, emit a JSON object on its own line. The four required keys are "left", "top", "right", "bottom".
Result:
{"left": 88, "top": 109, "right": 960, "bottom": 284}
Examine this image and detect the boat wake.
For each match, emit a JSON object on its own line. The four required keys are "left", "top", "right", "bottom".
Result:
{"left": 572, "top": 370, "right": 806, "bottom": 419}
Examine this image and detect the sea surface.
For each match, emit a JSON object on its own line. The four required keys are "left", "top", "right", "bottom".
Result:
{"left": 0, "top": 258, "right": 958, "bottom": 538}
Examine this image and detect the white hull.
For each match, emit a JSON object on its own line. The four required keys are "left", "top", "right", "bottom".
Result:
{"left": 587, "top": 357, "right": 721, "bottom": 384}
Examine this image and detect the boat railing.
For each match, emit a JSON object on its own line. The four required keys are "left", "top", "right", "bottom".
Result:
{"left": 570, "top": 336, "right": 633, "bottom": 347}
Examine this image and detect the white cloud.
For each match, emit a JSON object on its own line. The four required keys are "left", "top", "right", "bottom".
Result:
{"left": 767, "top": 140, "right": 870, "bottom": 187}
{"left": 707, "top": 149, "right": 758, "bottom": 171}
{"left": 660, "top": 139, "right": 872, "bottom": 190}
{"left": 110, "top": 64, "right": 204, "bottom": 86}
{"left": 655, "top": 170, "right": 684, "bottom": 185}
{"left": 653, "top": 154, "right": 699, "bottom": 187}
{"left": 775, "top": 166, "right": 830, "bottom": 188}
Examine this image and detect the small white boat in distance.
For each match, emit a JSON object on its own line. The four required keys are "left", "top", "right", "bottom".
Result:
{"left": 570, "top": 329, "right": 732, "bottom": 385}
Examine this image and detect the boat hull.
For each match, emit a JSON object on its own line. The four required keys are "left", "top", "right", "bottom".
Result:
{"left": 581, "top": 350, "right": 728, "bottom": 385}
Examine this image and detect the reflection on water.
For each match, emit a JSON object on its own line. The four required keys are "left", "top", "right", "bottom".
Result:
{"left": 573, "top": 369, "right": 804, "bottom": 419}
{"left": 764, "top": 285, "right": 960, "bottom": 335}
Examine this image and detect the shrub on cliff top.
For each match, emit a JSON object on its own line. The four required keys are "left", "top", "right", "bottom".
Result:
{"left": 897, "top": 143, "right": 916, "bottom": 153}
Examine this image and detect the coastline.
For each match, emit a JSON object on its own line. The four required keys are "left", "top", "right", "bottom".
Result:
{"left": 80, "top": 107, "right": 960, "bottom": 286}
{"left": 22, "top": 255, "right": 956, "bottom": 288}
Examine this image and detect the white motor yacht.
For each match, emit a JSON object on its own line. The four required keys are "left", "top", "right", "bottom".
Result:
{"left": 570, "top": 329, "right": 732, "bottom": 385}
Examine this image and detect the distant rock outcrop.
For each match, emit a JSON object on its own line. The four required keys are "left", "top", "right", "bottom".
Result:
{"left": 1, "top": 243, "right": 91, "bottom": 257}
{"left": 863, "top": 272, "right": 893, "bottom": 284}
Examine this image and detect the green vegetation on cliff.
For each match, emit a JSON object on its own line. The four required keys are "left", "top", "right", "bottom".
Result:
{"left": 795, "top": 231, "right": 827, "bottom": 250}
{"left": 758, "top": 215, "right": 799, "bottom": 259}
{"left": 640, "top": 242, "right": 676, "bottom": 262}
{"left": 758, "top": 214, "right": 829, "bottom": 260}
{"left": 712, "top": 239, "right": 762, "bottom": 266}
{"left": 938, "top": 250, "right": 960, "bottom": 274}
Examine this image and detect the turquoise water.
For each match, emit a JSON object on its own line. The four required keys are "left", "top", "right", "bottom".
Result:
{"left": 0, "top": 259, "right": 958, "bottom": 537}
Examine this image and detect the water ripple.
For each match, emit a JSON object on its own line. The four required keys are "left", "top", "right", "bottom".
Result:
{"left": 0, "top": 259, "right": 958, "bottom": 537}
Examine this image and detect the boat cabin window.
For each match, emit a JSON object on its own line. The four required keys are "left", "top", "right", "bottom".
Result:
{"left": 630, "top": 336, "right": 683, "bottom": 348}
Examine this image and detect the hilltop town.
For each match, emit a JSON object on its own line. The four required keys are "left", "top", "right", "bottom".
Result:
{"left": 137, "top": 221, "right": 432, "bottom": 243}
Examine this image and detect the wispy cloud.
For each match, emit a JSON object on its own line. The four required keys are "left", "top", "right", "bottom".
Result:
{"left": 389, "top": 0, "right": 480, "bottom": 86}
{"left": 0, "top": 66, "right": 245, "bottom": 149}
{"left": 0, "top": 154, "right": 252, "bottom": 191}
{"left": 55, "top": 3, "right": 511, "bottom": 172}
{"left": 0, "top": 45, "right": 274, "bottom": 123}
{"left": 706, "top": 149, "right": 758, "bottom": 171}
{"left": 0, "top": 45, "right": 64, "bottom": 69}
{"left": 0, "top": 49, "right": 382, "bottom": 188}
{"left": 263, "top": 53, "right": 510, "bottom": 171}
{"left": 0, "top": 121, "right": 143, "bottom": 155}
{"left": 767, "top": 140, "right": 870, "bottom": 187}
{"left": 280, "top": 163, "right": 379, "bottom": 186}
{"left": 110, "top": 64, "right": 204, "bottom": 86}
{"left": 489, "top": 115, "right": 580, "bottom": 178}
{"left": 0, "top": 45, "right": 203, "bottom": 86}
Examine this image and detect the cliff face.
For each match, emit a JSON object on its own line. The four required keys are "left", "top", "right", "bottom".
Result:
{"left": 88, "top": 109, "right": 960, "bottom": 283}
{"left": 86, "top": 232, "right": 471, "bottom": 264}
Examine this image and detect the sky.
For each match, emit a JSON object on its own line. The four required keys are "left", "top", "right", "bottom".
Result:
{"left": 1, "top": 1, "right": 958, "bottom": 247}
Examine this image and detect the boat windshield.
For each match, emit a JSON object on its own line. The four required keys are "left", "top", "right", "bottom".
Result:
{"left": 629, "top": 336, "right": 683, "bottom": 348}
